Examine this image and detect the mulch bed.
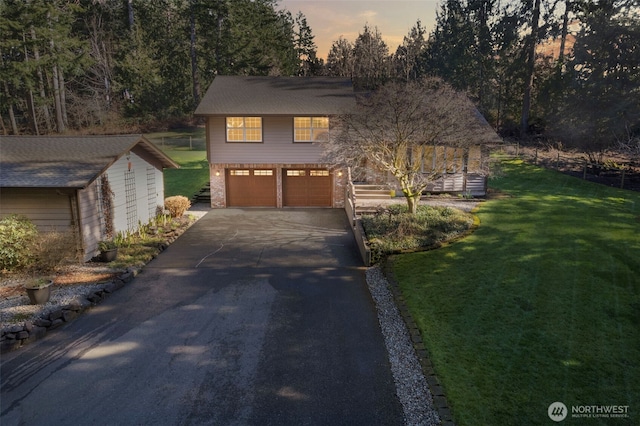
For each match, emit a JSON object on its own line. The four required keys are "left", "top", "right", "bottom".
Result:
{"left": 0, "top": 267, "right": 121, "bottom": 299}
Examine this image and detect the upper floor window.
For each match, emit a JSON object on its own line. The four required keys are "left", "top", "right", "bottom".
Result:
{"left": 226, "top": 117, "right": 262, "bottom": 142}
{"left": 294, "top": 117, "right": 329, "bottom": 142}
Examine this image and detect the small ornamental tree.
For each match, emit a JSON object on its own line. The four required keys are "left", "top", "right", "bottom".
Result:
{"left": 325, "top": 77, "right": 500, "bottom": 214}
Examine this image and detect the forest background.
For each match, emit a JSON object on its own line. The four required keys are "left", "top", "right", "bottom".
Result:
{"left": 1, "top": 0, "right": 638, "bottom": 159}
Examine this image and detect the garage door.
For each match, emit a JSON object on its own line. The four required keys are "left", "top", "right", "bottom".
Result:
{"left": 283, "top": 169, "right": 332, "bottom": 207}
{"left": 226, "top": 169, "right": 276, "bottom": 207}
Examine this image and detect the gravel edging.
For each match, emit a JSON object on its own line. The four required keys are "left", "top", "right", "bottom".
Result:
{"left": 367, "top": 266, "right": 455, "bottom": 426}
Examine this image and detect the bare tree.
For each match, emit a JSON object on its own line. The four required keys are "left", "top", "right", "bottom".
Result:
{"left": 325, "top": 77, "right": 500, "bottom": 214}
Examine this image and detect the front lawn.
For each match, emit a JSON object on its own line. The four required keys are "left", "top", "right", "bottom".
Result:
{"left": 392, "top": 160, "right": 639, "bottom": 425}
{"left": 146, "top": 128, "right": 209, "bottom": 198}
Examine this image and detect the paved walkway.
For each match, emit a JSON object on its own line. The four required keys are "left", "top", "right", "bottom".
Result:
{"left": 358, "top": 196, "right": 482, "bottom": 212}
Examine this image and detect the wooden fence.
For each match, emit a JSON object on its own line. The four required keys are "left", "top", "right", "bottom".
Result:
{"left": 491, "top": 143, "right": 637, "bottom": 190}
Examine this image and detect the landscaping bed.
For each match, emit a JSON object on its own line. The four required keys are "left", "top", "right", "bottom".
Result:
{"left": 361, "top": 203, "right": 477, "bottom": 265}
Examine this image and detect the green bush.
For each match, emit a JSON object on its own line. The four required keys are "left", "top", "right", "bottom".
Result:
{"left": 0, "top": 214, "right": 39, "bottom": 271}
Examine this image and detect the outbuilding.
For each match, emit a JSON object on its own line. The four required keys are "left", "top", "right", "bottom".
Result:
{"left": 0, "top": 135, "right": 178, "bottom": 261}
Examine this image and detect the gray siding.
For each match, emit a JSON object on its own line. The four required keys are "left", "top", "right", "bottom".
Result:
{"left": 0, "top": 188, "right": 73, "bottom": 230}
{"left": 208, "top": 116, "right": 327, "bottom": 164}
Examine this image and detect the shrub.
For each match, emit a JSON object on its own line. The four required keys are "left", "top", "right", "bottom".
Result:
{"left": 31, "top": 230, "right": 78, "bottom": 272}
{"left": 164, "top": 195, "right": 191, "bottom": 218}
{"left": 361, "top": 204, "right": 474, "bottom": 264}
{"left": 0, "top": 214, "right": 39, "bottom": 271}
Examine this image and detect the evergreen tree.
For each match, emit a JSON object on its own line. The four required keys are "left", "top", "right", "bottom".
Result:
{"left": 424, "top": 0, "right": 477, "bottom": 92}
{"left": 548, "top": 0, "right": 640, "bottom": 155}
{"left": 294, "top": 11, "right": 322, "bottom": 76}
{"left": 325, "top": 37, "right": 354, "bottom": 78}
{"left": 0, "top": 0, "right": 90, "bottom": 134}
{"left": 392, "top": 20, "right": 427, "bottom": 82}
{"left": 352, "top": 25, "right": 390, "bottom": 91}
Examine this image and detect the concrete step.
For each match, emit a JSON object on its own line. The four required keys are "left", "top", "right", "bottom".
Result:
{"left": 355, "top": 206, "right": 386, "bottom": 215}
{"left": 353, "top": 184, "right": 392, "bottom": 200}
{"left": 356, "top": 194, "right": 392, "bottom": 200}
{"left": 191, "top": 183, "right": 211, "bottom": 204}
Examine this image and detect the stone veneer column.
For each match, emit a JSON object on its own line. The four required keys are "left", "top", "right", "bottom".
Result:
{"left": 333, "top": 167, "right": 346, "bottom": 208}
{"left": 209, "top": 164, "right": 226, "bottom": 208}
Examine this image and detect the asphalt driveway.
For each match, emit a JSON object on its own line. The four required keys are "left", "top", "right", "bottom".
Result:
{"left": 1, "top": 209, "right": 404, "bottom": 425}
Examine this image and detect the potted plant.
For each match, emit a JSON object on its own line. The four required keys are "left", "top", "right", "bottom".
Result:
{"left": 98, "top": 240, "right": 118, "bottom": 262}
{"left": 24, "top": 277, "right": 53, "bottom": 305}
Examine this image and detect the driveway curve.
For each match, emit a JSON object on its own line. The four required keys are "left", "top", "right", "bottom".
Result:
{"left": 1, "top": 209, "right": 404, "bottom": 425}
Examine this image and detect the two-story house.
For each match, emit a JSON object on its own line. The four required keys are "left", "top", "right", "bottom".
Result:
{"left": 194, "top": 76, "right": 356, "bottom": 208}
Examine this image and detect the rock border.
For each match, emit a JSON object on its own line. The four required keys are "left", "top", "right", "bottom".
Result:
{"left": 383, "top": 260, "right": 456, "bottom": 426}
{"left": 0, "top": 211, "right": 206, "bottom": 354}
{"left": 0, "top": 269, "right": 139, "bottom": 354}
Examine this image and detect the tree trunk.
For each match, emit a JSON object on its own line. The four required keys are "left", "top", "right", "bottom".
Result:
{"left": 189, "top": 0, "right": 201, "bottom": 107}
{"left": 8, "top": 103, "right": 18, "bottom": 134}
{"left": 559, "top": 1, "right": 570, "bottom": 64}
{"left": 52, "top": 63, "right": 65, "bottom": 133}
{"left": 4, "top": 82, "right": 18, "bottom": 134}
{"left": 22, "top": 33, "right": 40, "bottom": 134}
{"left": 0, "top": 111, "right": 6, "bottom": 135}
{"left": 520, "top": 0, "right": 541, "bottom": 137}
{"left": 406, "top": 194, "right": 420, "bottom": 214}
{"left": 127, "top": 0, "right": 135, "bottom": 30}
{"left": 31, "top": 27, "right": 52, "bottom": 132}
{"left": 26, "top": 90, "right": 40, "bottom": 135}
{"left": 58, "top": 67, "right": 68, "bottom": 126}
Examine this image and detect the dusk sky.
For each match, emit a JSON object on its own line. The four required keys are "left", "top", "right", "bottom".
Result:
{"left": 279, "top": 0, "right": 440, "bottom": 59}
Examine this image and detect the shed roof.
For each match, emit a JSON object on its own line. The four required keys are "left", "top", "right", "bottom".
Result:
{"left": 194, "top": 76, "right": 356, "bottom": 116}
{"left": 0, "top": 135, "right": 178, "bottom": 189}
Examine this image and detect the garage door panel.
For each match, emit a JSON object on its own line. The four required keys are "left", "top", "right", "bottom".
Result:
{"left": 227, "top": 169, "right": 276, "bottom": 207}
{"left": 283, "top": 169, "right": 331, "bottom": 207}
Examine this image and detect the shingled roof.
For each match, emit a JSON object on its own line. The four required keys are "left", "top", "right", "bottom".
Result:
{"left": 0, "top": 135, "right": 178, "bottom": 188}
{"left": 194, "top": 76, "right": 356, "bottom": 116}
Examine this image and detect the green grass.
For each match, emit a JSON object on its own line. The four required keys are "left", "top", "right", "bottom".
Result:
{"left": 145, "top": 128, "right": 209, "bottom": 198}
{"left": 391, "top": 160, "right": 640, "bottom": 425}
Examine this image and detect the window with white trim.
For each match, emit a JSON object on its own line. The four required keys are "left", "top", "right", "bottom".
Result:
{"left": 226, "top": 117, "right": 262, "bottom": 142}
{"left": 294, "top": 117, "right": 329, "bottom": 142}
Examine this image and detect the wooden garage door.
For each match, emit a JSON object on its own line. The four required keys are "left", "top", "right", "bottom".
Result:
{"left": 226, "top": 169, "right": 276, "bottom": 207}
{"left": 283, "top": 169, "right": 332, "bottom": 207}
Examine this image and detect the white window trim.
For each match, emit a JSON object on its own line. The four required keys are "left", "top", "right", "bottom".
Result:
{"left": 226, "top": 117, "right": 263, "bottom": 143}
{"left": 293, "top": 117, "right": 329, "bottom": 142}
